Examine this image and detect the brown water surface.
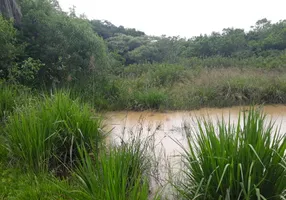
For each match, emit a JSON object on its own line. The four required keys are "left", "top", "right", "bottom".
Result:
{"left": 105, "top": 105, "right": 286, "bottom": 153}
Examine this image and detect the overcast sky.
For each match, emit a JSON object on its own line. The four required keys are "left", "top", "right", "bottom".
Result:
{"left": 58, "top": 0, "right": 286, "bottom": 38}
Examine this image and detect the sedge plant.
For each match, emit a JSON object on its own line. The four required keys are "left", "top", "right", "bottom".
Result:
{"left": 74, "top": 133, "right": 153, "bottom": 200}
{"left": 174, "top": 108, "right": 286, "bottom": 200}
{"left": 4, "top": 91, "right": 105, "bottom": 175}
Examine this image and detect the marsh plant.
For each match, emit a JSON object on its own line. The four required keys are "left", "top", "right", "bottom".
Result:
{"left": 174, "top": 108, "right": 286, "bottom": 200}
{"left": 74, "top": 133, "right": 153, "bottom": 200}
{"left": 4, "top": 92, "right": 105, "bottom": 175}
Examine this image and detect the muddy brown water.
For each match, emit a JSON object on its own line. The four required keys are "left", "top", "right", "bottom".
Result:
{"left": 105, "top": 105, "right": 286, "bottom": 153}
{"left": 104, "top": 105, "right": 286, "bottom": 195}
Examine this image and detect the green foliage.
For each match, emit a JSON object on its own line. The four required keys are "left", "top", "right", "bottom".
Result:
{"left": 175, "top": 108, "right": 286, "bottom": 199}
{"left": 4, "top": 92, "right": 105, "bottom": 174}
{"left": 19, "top": 0, "right": 109, "bottom": 87}
{"left": 75, "top": 136, "right": 151, "bottom": 200}
{"left": 127, "top": 43, "right": 161, "bottom": 64}
{"left": 9, "top": 57, "right": 43, "bottom": 85}
{"left": 101, "top": 18, "right": 286, "bottom": 66}
{"left": 90, "top": 20, "right": 145, "bottom": 39}
{"left": 0, "top": 15, "right": 23, "bottom": 79}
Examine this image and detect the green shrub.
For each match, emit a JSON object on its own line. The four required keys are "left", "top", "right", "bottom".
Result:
{"left": 8, "top": 57, "right": 43, "bottom": 86}
{"left": 175, "top": 108, "right": 286, "bottom": 199}
{"left": 0, "top": 15, "right": 23, "bottom": 79}
{"left": 5, "top": 92, "right": 105, "bottom": 174}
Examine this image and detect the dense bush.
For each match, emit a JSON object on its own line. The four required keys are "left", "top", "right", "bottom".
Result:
{"left": 0, "top": 15, "right": 23, "bottom": 79}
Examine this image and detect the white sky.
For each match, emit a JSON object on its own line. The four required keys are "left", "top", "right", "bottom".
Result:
{"left": 58, "top": 0, "right": 286, "bottom": 38}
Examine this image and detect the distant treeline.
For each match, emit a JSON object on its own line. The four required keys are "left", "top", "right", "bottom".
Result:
{"left": 91, "top": 18, "right": 286, "bottom": 65}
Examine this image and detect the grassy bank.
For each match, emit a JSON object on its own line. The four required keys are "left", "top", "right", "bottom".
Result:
{"left": 96, "top": 65, "right": 286, "bottom": 110}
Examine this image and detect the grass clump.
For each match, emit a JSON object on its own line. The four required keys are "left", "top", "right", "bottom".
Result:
{"left": 4, "top": 92, "right": 105, "bottom": 175}
{"left": 74, "top": 136, "right": 152, "bottom": 200}
{"left": 175, "top": 108, "right": 286, "bottom": 199}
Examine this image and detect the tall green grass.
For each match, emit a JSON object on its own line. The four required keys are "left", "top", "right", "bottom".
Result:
{"left": 4, "top": 92, "right": 105, "bottom": 175}
{"left": 0, "top": 82, "right": 30, "bottom": 163}
{"left": 74, "top": 135, "right": 153, "bottom": 200}
{"left": 0, "top": 81, "right": 30, "bottom": 121}
{"left": 174, "top": 108, "right": 286, "bottom": 199}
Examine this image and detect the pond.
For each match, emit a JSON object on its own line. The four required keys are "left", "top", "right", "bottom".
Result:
{"left": 106, "top": 105, "right": 286, "bottom": 153}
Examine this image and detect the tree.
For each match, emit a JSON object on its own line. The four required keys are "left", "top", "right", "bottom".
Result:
{"left": 0, "top": 15, "right": 23, "bottom": 78}
{"left": 90, "top": 20, "right": 145, "bottom": 39}
{"left": 19, "top": 0, "right": 109, "bottom": 87}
